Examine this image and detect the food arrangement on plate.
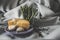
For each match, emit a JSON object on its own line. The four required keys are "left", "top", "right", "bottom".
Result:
{"left": 5, "top": 4, "right": 38, "bottom": 38}
{"left": 4, "top": 2, "right": 54, "bottom": 38}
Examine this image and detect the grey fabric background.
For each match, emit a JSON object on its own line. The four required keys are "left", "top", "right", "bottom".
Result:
{"left": 0, "top": 0, "right": 60, "bottom": 40}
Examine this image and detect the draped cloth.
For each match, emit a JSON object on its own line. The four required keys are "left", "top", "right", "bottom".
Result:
{"left": 0, "top": 0, "right": 60, "bottom": 39}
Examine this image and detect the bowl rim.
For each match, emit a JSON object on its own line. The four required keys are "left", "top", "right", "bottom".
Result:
{"left": 5, "top": 27, "right": 33, "bottom": 34}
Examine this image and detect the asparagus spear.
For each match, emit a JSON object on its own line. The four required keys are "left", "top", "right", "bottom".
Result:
{"left": 20, "top": 6, "right": 24, "bottom": 19}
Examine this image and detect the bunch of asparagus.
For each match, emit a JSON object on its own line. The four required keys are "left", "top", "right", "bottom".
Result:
{"left": 20, "top": 5, "right": 37, "bottom": 21}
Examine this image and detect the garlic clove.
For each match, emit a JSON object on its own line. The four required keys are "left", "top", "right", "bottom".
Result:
{"left": 8, "top": 25, "right": 16, "bottom": 30}
{"left": 16, "top": 27, "right": 24, "bottom": 32}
